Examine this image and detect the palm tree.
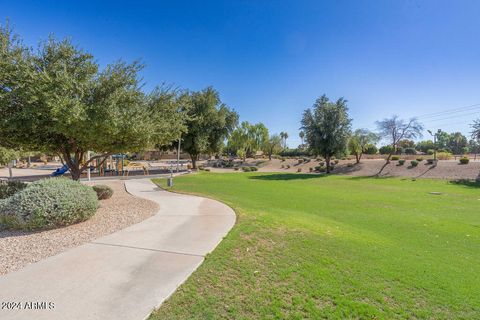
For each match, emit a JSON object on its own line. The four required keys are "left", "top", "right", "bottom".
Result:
{"left": 299, "top": 131, "right": 305, "bottom": 146}
{"left": 280, "top": 131, "right": 289, "bottom": 149}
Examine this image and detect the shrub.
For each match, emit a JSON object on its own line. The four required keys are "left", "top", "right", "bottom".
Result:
{"left": 234, "top": 167, "right": 239, "bottom": 171}
{"left": 250, "top": 166, "right": 258, "bottom": 171}
{"left": 309, "top": 167, "right": 313, "bottom": 172}
{"left": 459, "top": 157, "right": 469, "bottom": 164}
{"left": 379, "top": 145, "right": 394, "bottom": 155}
{"left": 391, "top": 156, "right": 400, "bottom": 161}
{"left": 416, "top": 157, "right": 424, "bottom": 162}
{"left": 347, "top": 163, "right": 354, "bottom": 167}
{"left": 286, "top": 165, "right": 290, "bottom": 169}
{"left": 297, "top": 159, "right": 304, "bottom": 164}
{"left": 405, "top": 148, "right": 417, "bottom": 155}
{"left": 297, "top": 168, "right": 302, "bottom": 172}
{"left": 319, "top": 161, "right": 325, "bottom": 166}
{"left": 92, "top": 185, "right": 113, "bottom": 200}
{"left": 242, "top": 166, "right": 251, "bottom": 172}
{"left": 398, "top": 159, "right": 405, "bottom": 165}
{"left": 315, "top": 166, "right": 326, "bottom": 172}
{"left": 426, "top": 149, "right": 435, "bottom": 155}
{"left": 364, "top": 144, "right": 378, "bottom": 155}
{"left": 410, "top": 160, "right": 419, "bottom": 167}
{"left": 204, "top": 168, "right": 211, "bottom": 172}
{"left": 437, "top": 152, "right": 453, "bottom": 160}
{"left": 0, "top": 178, "right": 98, "bottom": 230}
{"left": 334, "top": 159, "right": 339, "bottom": 164}
{"left": 427, "top": 158, "right": 435, "bottom": 164}
{"left": 279, "top": 149, "right": 312, "bottom": 157}
{"left": 187, "top": 164, "right": 192, "bottom": 170}
{"left": 280, "top": 164, "right": 284, "bottom": 169}
{"left": 303, "top": 157, "right": 310, "bottom": 163}
{"left": 0, "top": 180, "right": 27, "bottom": 200}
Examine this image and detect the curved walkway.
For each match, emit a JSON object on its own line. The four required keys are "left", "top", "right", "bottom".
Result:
{"left": 0, "top": 179, "right": 235, "bottom": 320}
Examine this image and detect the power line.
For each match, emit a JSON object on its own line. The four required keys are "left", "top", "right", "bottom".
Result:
{"left": 416, "top": 103, "right": 480, "bottom": 120}
{"left": 422, "top": 111, "right": 480, "bottom": 124}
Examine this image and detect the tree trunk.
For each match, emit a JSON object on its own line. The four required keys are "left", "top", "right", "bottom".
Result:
{"left": 325, "top": 155, "right": 331, "bottom": 173}
{"left": 355, "top": 153, "right": 360, "bottom": 164}
{"left": 268, "top": 153, "right": 272, "bottom": 160}
{"left": 376, "top": 153, "right": 392, "bottom": 176}
{"left": 191, "top": 155, "right": 197, "bottom": 169}
{"left": 70, "top": 167, "right": 82, "bottom": 181}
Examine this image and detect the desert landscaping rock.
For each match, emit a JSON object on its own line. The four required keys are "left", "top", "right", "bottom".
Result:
{"left": 0, "top": 180, "right": 158, "bottom": 275}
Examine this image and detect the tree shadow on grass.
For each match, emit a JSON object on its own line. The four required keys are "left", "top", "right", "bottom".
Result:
{"left": 249, "top": 173, "right": 328, "bottom": 181}
{"left": 449, "top": 179, "right": 480, "bottom": 189}
{"left": 346, "top": 175, "right": 397, "bottom": 181}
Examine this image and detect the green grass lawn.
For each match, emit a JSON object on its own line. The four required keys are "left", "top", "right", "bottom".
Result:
{"left": 150, "top": 173, "right": 479, "bottom": 319}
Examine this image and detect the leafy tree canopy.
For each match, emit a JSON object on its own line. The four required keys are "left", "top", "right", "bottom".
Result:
{"left": 227, "top": 121, "right": 268, "bottom": 159}
{"left": 263, "top": 134, "right": 283, "bottom": 160}
{"left": 181, "top": 87, "right": 238, "bottom": 168}
{"left": 301, "top": 95, "right": 352, "bottom": 172}
{"left": 0, "top": 25, "right": 182, "bottom": 179}
{"left": 348, "top": 129, "right": 379, "bottom": 163}
{"left": 0, "top": 147, "right": 19, "bottom": 166}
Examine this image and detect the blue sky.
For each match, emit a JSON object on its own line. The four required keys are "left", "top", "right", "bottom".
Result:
{"left": 2, "top": 0, "right": 480, "bottom": 147}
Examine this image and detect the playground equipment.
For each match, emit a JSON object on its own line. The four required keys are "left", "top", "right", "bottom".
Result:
{"left": 51, "top": 164, "right": 69, "bottom": 177}
{"left": 124, "top": 162, "right": 150, "bottom": 176}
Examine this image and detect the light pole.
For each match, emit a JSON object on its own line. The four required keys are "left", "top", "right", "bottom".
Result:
{"left": 86, "top": 151, "right": 91, "bottom": 181}
{"left": 176, "top": 135, "right": 181, "bottom": 173}
{"left": 427, "top": 129, "right": 441, "bottom": 162}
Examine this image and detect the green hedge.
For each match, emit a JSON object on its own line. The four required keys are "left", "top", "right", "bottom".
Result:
{"left": 0, "top": 178, "right": 98, "bottom": 230}
{"left": 0, "top": 180, "right": 27, "bottom": 199}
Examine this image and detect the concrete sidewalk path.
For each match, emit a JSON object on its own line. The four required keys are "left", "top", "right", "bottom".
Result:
{"left": 0, "top": 179, "right": 235, "bottom": 320}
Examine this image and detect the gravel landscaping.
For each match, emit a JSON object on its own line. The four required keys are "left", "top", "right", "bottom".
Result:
{"left": 0, "top": 180, "right": 158, "bottom": 275}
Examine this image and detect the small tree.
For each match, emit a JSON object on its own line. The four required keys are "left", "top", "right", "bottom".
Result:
{"left": 301, "top": 95, "right": 352, "bottom": 173}
{"left": 376, "top": 116, "right": 423, "bottom": 174}
{"left": 264, "top": 134, "right": 283, "bottom": 160}
{"left": 348, "top": 129, "right": 379, "bottom": 163}
{"left": 0, "top": 147, "right": 19, "bottom": 166}
{"left": 181, "top": 87, "right": 238, "bottom": 169}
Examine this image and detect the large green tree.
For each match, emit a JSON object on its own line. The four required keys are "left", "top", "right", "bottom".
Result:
{"left": 148, "top": 86, "right": 190, "bottom": 149}
{"left": 227, "top": 121, "right": 268, "bottom": 159}
{"left": 181, "top": 87, "right": 238, "bottom": 169}
{"left": 0, "top": 27, "right": 181, "bottom": 180}
{"left": 301, "top": 95, "right": 352, "bottom": 172}
{"left": 447, "top": 132, "right": 467, "bottom": 155}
